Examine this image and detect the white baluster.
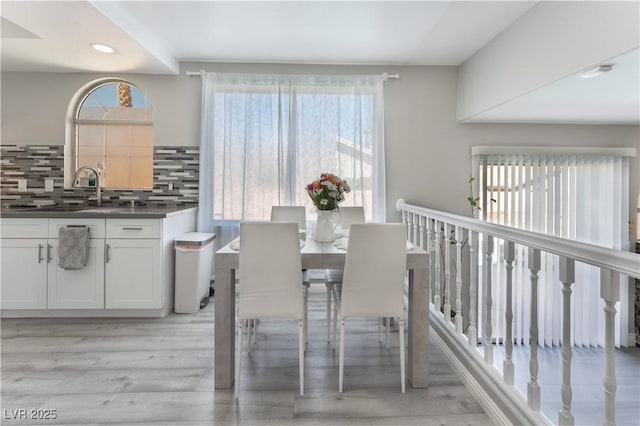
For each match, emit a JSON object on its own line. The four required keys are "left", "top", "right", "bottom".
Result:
{"left": 444, "top": 223, "right": 452, "bottom": 321}
{"left": 600, "top": 269, "right": 620, "bottom": 426}
{"left": 406, "top": 212, "right": 414, "bottom": 242}
{"left": 426, "top": 218, "right": 434, "bottom": 306}
{"left": 413, "top": 213, "right": 419, "bottom": 246}
{"left": 425, "top": 217, "right": 433, "bottom": 254}
{"left": 455, "top": 226, "right": 464, "bottom": 333}
{"left": 434, "top": 220, "right": 442, "bottom": 311}
{"left": 559, "top": 257, "right": 575, "bottom": 426}
{"left": 503, "top": 241, "right": 515, "bottom": 385}
{"left": 401, "top": 210, "right": 408, "bottom": 238}
{"left": 484, "top": 235, "right": 494, "bottom": 364}
{"left": 527, "top": 248, "right": 541, "bottom": 411}
{"left": 468, "top": 230, "right": 478, "bottom": 348}
{"left": 418, "top": 215, "right": 425, "bottom": 250}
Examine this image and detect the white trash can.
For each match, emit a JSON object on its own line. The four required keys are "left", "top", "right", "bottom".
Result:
{"left": 174, "top": 232, "right": 216, "bottom": 313}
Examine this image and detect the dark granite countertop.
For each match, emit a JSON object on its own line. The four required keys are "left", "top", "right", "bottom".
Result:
{"left": 0, "top": 204, "right": 196, "bottom": 219}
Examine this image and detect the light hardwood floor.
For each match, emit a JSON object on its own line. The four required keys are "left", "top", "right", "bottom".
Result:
{"left": 1, "top": 286, "right": 493, "bottom": 425}
{"left": 492, "top": 341, "right": 640, "bottom": 426}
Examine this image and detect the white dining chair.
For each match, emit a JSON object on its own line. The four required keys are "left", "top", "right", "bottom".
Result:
{"left": 336, "top": 206, "right": 366, "bottom": 233}
{"left": 235, "top": 221, "right": 305, "bottom": 399}
{"left": 270, "top": 205, "right": 310, "bottom": 344}
{"left": 325, "top": 206, "right": 365, "bottom": 345}
{"left": 333, "top": 223, "right": 407, "bottom": 393}
{"left": 270, "top": 206, "right": 306, "bottom": 230}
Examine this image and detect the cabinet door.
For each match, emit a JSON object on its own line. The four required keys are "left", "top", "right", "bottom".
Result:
{"left": 0, "top": 239, "right": 48, "bottom": 309}
{"left": 105, "top": 239, "right": 161, "bottom": 309}
{"left": 47, "top": 240, "right": 105, "bottom": 309}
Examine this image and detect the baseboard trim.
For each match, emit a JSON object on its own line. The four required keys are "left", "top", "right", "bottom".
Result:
{"left": 1, "top": 306, "right": 171, "bottom": 318}
{"left": 430, "top": 309, "right": 551, "bottom": 426}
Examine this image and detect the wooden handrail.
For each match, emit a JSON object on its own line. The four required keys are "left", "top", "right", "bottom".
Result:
{"left": 396, "top": 199, "right": 640, "bottom": 279}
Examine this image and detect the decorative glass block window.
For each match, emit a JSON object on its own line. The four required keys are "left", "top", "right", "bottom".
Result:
{"left": 74, "top": 80, "right": 153, "bottom": 189}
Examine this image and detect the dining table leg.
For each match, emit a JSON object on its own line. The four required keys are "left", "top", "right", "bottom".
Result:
{"left": 214, "top": 266, "right": 236, "bottom": 389}
{"left": 407, "top": 268, "right": 429, "bottom": 387}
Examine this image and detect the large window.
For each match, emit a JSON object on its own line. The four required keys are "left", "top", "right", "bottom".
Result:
{"left": 73, "top": 79, "right": 153, "bottom": 189}
{"left": 473, "top": 147, "right": 632, "bottom": 347}
{"left": 197, "top": 73, "right": 386, "bottom": 230}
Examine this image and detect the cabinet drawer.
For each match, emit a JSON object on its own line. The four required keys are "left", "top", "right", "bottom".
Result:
{"left": 49, "top": 218, "right": 105, "bottom": 239}
{"left": 106, "top": 219, "right": 161, "bottom": 239}
{"left": 1, "top": 218, "right": 49, "bottom": 238}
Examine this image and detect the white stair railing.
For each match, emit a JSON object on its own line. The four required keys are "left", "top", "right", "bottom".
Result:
{"left": 396, "top": 199, "right": 640, "bottom": 426}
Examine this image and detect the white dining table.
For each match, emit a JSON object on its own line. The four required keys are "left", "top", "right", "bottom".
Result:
{"left": 214, "top": 234, "right": 430, "bottom": 389}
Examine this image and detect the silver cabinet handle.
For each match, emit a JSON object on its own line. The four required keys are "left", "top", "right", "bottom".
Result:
{"left": 121, "top": 227, "right": 143, "bottom": 231}
{"left": 47, "top": 244, "right": 52, "bottom": 263}
{"left": 38, "top": 244, "right": 44, "bottom": 263}
{"left": 106, "top": 244, "right": 111, "bottom": 263}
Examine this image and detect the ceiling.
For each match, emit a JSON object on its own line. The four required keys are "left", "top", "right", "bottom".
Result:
{"left": 467, "top": 47, "right": 640, "bottom": 125}
{"left": 1, "top": 1, "right": 638, "bottom": 124}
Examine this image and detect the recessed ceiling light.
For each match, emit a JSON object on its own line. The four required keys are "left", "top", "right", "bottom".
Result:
{"left": 580, "top": 64, "right": 613, "bottom": 79}
{"left": 90, "top": 43, "right": 115, "bottom": 54}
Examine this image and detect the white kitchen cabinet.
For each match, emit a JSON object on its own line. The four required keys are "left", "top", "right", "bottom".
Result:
{"left": 104, "top": 219, "right": 163, "bottom": 309}
{"left": 47, "top": 239, "right": 105, "bottom": 309}
{"left": 0, "top": 238, "right": 48, "bottom": 309}
{"left": 47, "top": 218, "right": 106, "bottom": 309}
{"left": 105, "top": 238, "right": 161, "bottom": 309}
{"left": 1, "top": 218, "right": 105, "bottom": 310}
{"left": 1, "top": 218, "right": 49, "bottom": 238}
{"left": 0, "top": 208, "right": 196, "bottom": 317}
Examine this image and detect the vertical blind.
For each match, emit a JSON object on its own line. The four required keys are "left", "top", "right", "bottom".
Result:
{"left": 197, "top": 72, "right": 386, "bottom": 231}
{"left": 473, "top": 147, "right": 633, "bottom": 347}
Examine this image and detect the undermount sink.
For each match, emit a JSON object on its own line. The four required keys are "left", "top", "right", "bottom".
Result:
{"left": 77, "top": 207, "right": 128, "bottom": 213}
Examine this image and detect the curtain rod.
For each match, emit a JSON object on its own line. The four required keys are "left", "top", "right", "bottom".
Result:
{"left": 185, "top": 70, "right": 399, "bottom": 80}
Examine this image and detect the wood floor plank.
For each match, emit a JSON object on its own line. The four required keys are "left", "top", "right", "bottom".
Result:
{"left": 295, "top": 387, "right": 486, "bottom": 419}
{"left": 491, "top": 340, "right": 640, "bottom": 425}
{"left": 1, "top": 352, "right": 103, "bottom": 372}
{"left": 91, "top": 350, "right": 213, "bottom": 370}
{"left": 2, "top": 368, "right": 207, "bottom": 395}
{"left": 1, "top": 287, "right": 494, "bottom": 425}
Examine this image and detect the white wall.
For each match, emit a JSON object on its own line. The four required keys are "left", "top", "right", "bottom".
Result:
{"left": 457, "top": 1, "right": 640, "bottom": 121}
{"left": 2, "top": 63, "right": 638, "bottom": 223}
{"left": 3, "top": 63, "right": 638, "bottom": 334}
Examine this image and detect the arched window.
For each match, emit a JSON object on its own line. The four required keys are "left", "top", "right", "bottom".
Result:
{"left": 73, "top": 79, "right": 153, "bottom": 189}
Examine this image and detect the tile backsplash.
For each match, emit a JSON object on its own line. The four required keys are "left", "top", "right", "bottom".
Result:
{"left": 0, "top": 145, "right": 199, "bottom": 207}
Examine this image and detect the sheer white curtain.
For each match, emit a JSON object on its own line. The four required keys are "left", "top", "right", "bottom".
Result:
{"left": 473, "top": 147, "right": 632, "bottom": 347}
{"left": 197, "top": 72, "right": 385, "bottom": 231}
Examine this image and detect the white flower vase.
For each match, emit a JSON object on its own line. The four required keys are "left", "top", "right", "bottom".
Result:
{"left": 313, "top": 209, "right": 341, "bottom": 242}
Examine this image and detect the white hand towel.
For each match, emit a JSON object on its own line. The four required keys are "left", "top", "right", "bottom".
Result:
{"left": 58, "top": 226, "right": 90, "bottom": 270}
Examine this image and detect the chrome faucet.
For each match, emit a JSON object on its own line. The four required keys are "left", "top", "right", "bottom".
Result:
{"left": 73, "top": 166, "right": 102, "bottom": 207}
